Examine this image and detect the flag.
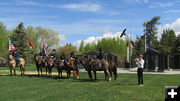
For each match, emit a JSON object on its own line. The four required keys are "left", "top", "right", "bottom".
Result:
{"left": 131, "top": 41, "right": 135, "bottom": 49}
{"left": 29, "top": 39, "right": 34, "bottom": 48}
{"left": 43, "top": 40, "right": 47, "bottom": 55}
{"left": 9, "top": 40, "right": 15, "bottom": 51}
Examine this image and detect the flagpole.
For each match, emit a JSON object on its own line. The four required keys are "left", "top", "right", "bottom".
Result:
{"left": 130, "top": 20, "right": 132, "bottom": 68}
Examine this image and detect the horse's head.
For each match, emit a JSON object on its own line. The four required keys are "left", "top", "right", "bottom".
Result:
{"left": 8, "top": 54, "right": 13, "bottom": 61}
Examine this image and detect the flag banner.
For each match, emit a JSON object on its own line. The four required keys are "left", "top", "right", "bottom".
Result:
{"left": 29, "top": 39, "right": 34, "bottom": 48}
{"left": 43, "top": 40, "right": 47, "bottom": 55}
{"left": 9, "top": 40, "right": 15, "bottom": 51}
{"left": 131, "top": 41, "right": 135, "bottom": 49}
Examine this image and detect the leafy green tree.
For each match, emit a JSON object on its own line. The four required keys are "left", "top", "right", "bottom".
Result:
{"left": 160, "top": 29, "right": 176, "bottom": 52}
{"left": 57, "top": 44, "right": 78, "bottom": 58}
{"left": 134, "top": 36, "right": 144, "bottom": 55}
{"left": 0, "top": 22, "right": 8, "bottom": 58}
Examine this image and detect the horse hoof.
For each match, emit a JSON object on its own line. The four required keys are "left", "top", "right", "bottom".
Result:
{"left": 109, "top": 78, "right": 112, "bottom": 81}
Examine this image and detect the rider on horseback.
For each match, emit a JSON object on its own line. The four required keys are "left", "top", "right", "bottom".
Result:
{"left": 98, "top": 48, "right": 104, "bottom": 60}
{"left": 12, "top": 49, "right": 21, "bottom": 66}
{"left": 38, "top": 50, "right": 47, "bottom": 57}
{"left": 49, "top": 49, "right": 56, "bottom": 60}
{"left": 71, "top": 51, "right": 79, "bottom": 70}
{"left": 60, "top": 52, "right": 67, "bottom": 65}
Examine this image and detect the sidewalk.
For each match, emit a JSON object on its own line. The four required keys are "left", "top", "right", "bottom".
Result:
{"left": 79, "top": 68, "right": 180, "bottom": 74}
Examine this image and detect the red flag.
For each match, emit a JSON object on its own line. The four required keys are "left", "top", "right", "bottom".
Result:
{"left": 29, "top": 39, "right": 34, "bottom": 48}
{"left": 131, "top": 43, "right": 134, "bottom": 49}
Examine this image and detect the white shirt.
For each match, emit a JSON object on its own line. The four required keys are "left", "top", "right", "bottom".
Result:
{"left": 136, "top": 58, "right": 144, "bottom": 68}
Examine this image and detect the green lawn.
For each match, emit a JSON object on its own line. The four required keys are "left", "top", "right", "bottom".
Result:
{"left": 0, "top": 65, "right": 179, "bottom": 101}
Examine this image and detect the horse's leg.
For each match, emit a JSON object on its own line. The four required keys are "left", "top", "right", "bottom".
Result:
{"left": 93, "top": 70, "right": 97, "bottom": 80}
{"left": 20, "top": 66, "right": 23, "bottom": 76}
{"left": 113, "top": 66, "right": 117, "bottom": 80}
{"left": 37, "top": 67, "right": 40, "bottom": 76}
{"left": 69, "top": 71, "right": 71, "bottom": 79}
{"left": 88, "top": 70, "right": 92, "bottom": 81}
{"left": 76, "top": 69, "right": 79, "bottom": 80}
{"left": 109, "top": 68, "right": 112, "bottom": 81}
{"left": 46, "top": 67, "right": 48, "bottom": 75}
{"left": 13, "top": 68, "right": 16, "bottom": 76}
{"left": 73, "top": 69, "right": 75, "bottom": 80}
{"left": 40, "top": 67, "right": 43, "bottom": 76}
{"left": 10, "top": 67, "right": 12, "bottom": 76}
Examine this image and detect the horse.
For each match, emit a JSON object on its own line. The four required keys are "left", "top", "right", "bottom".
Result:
{"left": 34, "top": 55, "right": 47, "bottom": 76}
{"left": 8, "top": 54, "right": 25, "bottom": 76}
{"left": 46, "top": 56, "right": 55, "bottom": 76}
{"left": 80, "top": 58, "right": 109, "bottom": 82}
{"left": 107, "top": 60, "right": 117, "bottom": 80}
{"left": 55, "top": 59, "right": 65, "bottom": 78}
{"left": 66, "top": 57, "right": 80, "bottom": 80}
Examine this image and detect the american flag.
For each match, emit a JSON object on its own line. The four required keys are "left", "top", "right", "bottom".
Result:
{"left": 43, "top": 40, "right": 47, "bottom": 55}
{"left": 9, "top": 40, "right": 15, "bottom": 51}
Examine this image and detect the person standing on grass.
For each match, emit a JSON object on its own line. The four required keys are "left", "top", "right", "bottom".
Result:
{"left": 136, "top": 54, "right": 144, "bottom": 86}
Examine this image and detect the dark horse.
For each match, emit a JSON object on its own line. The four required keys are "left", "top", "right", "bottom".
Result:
{"left": 80, "top": 58, "right": 109, "bottom": 82}
{"left": 34, "top": 55, "right": 47, "bottom": 76}
{"left": 55, "top": 59, "right": 66, "bottom": 78}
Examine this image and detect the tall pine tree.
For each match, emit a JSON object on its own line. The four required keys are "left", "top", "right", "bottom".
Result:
{"left": 11, "top": 22, "right": 29, "bottom": 60}
{"left": 160, "top": 29, "right": 176, "bottom": 53}
{"left": 143, "top": 16, "right": 160, "bottom": 49}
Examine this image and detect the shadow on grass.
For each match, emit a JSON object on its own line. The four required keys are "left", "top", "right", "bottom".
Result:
{"left": 113, "top": 82, "right": 138, "bottom": 86}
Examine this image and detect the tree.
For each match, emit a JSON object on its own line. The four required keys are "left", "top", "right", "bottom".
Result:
{"left": 11, "top": 22, "right": 29, "bottom": 59}
{"left": 143, "top": 16, "right": 160, "bottom": 49}
{"left": 134, "top": 36, "right": 144, "bottom": 55}
{"left": 0, "top": 22, "right": 8, "bottom": 58}
{"left": 172, "top": 35, "right": 180, "bottom": 53}
{"left": 79, "top": 40, "right": 85, "bottom": 53}
{"left": 160, "top": 29, "right": 176, "bottom": 52}
{"left": 57, "top": 44, "right": 78, "bottom": 58}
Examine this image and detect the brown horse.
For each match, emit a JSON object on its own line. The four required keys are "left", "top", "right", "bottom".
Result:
{"left": 46, "top": 56, "right": 55, "bottom": 76}
{"left": 34, "top": 55, "right": 48, "bottom": 76}
{"left": 8, "top": 54, "right": 25, "bottom": 76}
{"left": 66, "top": 57, "right": 79, "bottom": 79}
{"left": 80, "top": 58, "right": 109, "bottom": 82}
{"left": 108, "top": 60, "right": 117, "bottom": 80}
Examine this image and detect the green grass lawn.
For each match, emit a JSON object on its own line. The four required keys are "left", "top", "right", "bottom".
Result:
{"left": 0, "top": 65, "right": 179, "bottom": 101}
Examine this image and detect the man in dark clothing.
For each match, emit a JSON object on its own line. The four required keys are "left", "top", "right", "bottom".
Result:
{"left": 60, "top": 52, "right": 67, "bottom": 63}
{"left": 71, "top": 52, "right": 79, "bottom": 70}
{"left": 38, "top": 50, "right": 47, "bottom": 57}
{"left": 98, "top": 48, "right": 104, "bottom": 60}
{"left": 12, "top": 49, "right": 21, "bottom": 65}
{"left": 49, "top": 49, "right": 56, "bottom": 60}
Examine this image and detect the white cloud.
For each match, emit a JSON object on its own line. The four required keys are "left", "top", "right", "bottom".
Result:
{"left": 73, "top": 32, "right": 132, "bottom": 49}
{"left": 62, "top": 3, "right": 102, "bottom": 12}
{"left": 157, "top": 18, "right": 180, "bottom": 39}
{"left": 135, "top": 0, "right": 148, "bottom": 3}
{"left": 164, "top": 10, "right": 180, "bottom": 13}
{"left": 149, "top": 2, "right": 174, "bottom": 8}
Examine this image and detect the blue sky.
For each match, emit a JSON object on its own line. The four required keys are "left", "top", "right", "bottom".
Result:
{"left": 0, "top": 0, "right": 180, "bottom": 47}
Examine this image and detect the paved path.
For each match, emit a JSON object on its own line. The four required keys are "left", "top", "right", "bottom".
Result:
{"left": 79, "top": 68, "right": 180, "bottom": 74}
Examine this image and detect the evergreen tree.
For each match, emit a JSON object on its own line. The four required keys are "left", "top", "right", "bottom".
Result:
{"left": 79, "top": 40, "right": 85, "bottom": 53}
{"left": 143, "top": 16, "right": 160, "bottom": 49}
{"left": 172, "top": 35, "right": 180, "bottom": 53}
{"left": 134, "top": 36, "right": 144, "bottom": 55}
{"left": 11, "top": 22, "right": 29, "bottom": 59}
{"left": 160, "top": 29, "right": 176, "bottom": 52}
